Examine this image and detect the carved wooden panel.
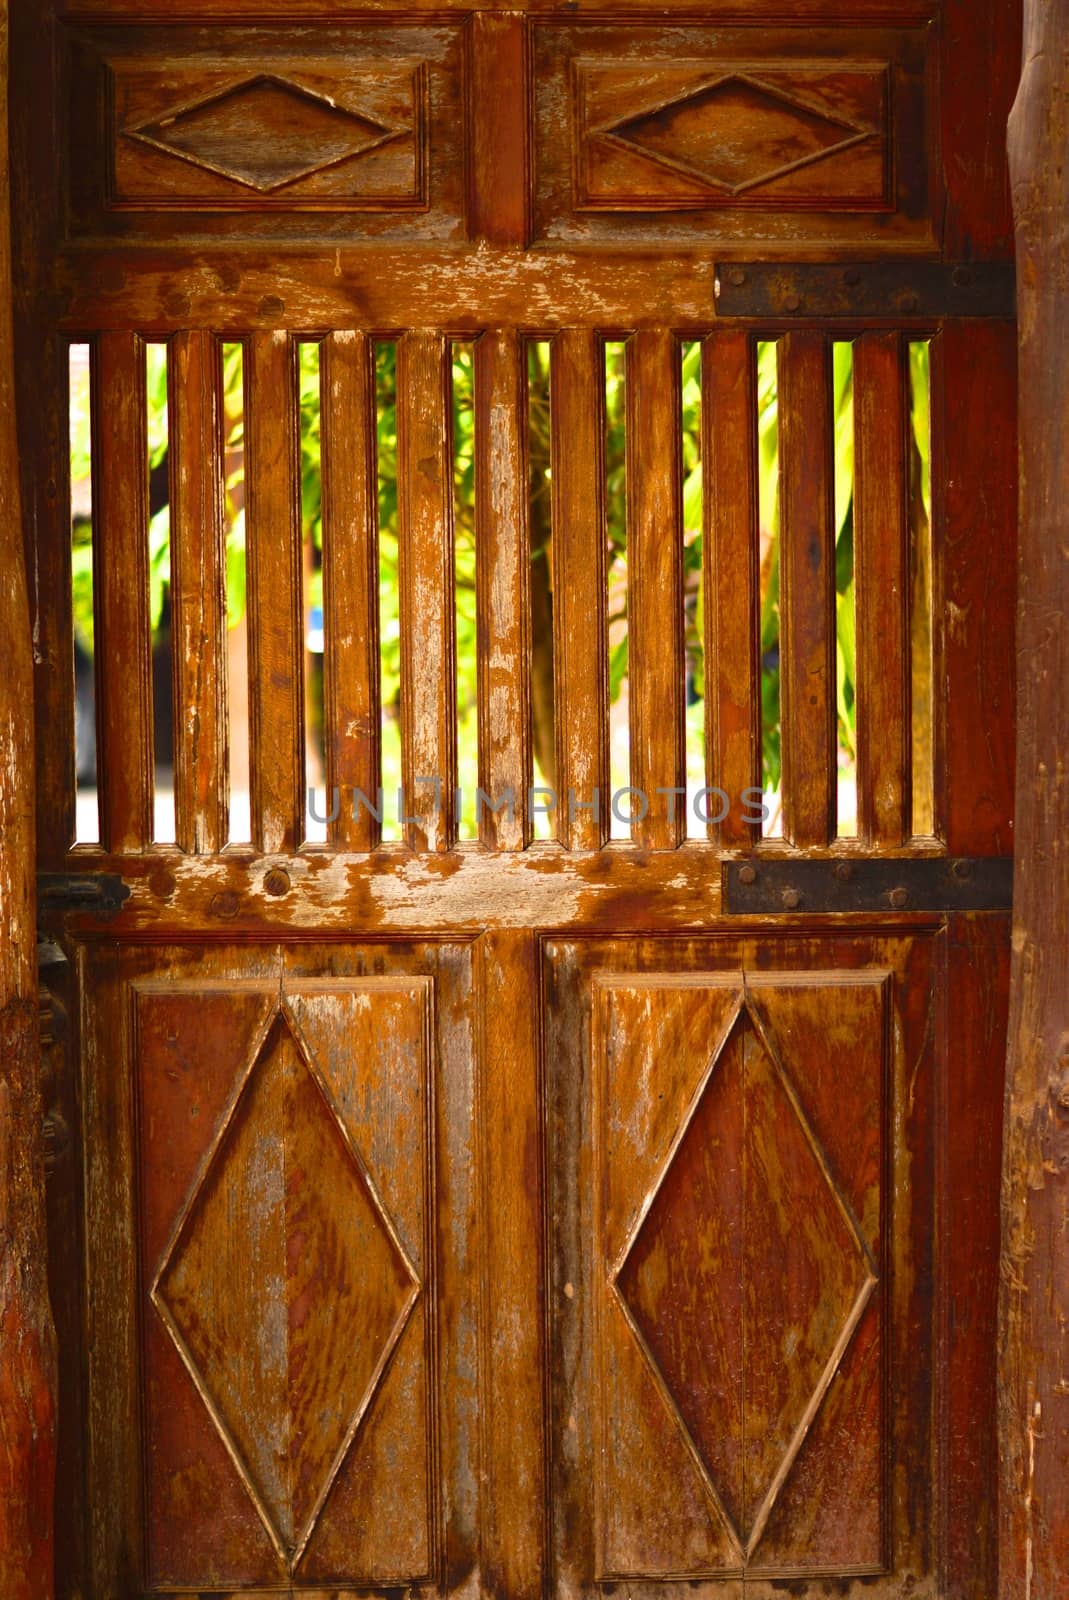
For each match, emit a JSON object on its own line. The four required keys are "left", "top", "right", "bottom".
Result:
{"left": 76, "top": 939, "right": 477, "bottom": 1596}
{"left": 545, "top": 932, "right": 938, "bottom": 1596}
{"left": 66, "top": 24, "right": 464, "bottom": 240}
{"left": 136, "top": 976, "right": 436, "bottom": 1588}
{"left": 532, "top": 22, "right": 935, "bottom": 250}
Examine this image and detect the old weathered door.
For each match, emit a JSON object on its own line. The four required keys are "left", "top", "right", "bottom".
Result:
{"left": 14, "top": 0, "right": 1018, "bottom": 1593}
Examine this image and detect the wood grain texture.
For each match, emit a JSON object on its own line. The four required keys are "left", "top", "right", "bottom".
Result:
{"left": 626, "top": 329, "right": 684, "bottom": 849}
{"left": 475, "top": 329, "right": 531, "bottom": 850}
{"left": 21, "top": 334, "right": 73, "bottom": 863}
{"left": 93, "top": 330, "right": 154, "bottom": 852}
{"left": 853, "top": 331, "right": 909, "bottom": 847}
{"left": 934, "top": 322, "right": 1017, "bottom": 855}
{"left": 321, "top": 330, "right": 380, "bottom": 850}
{"left": 476, "top": 930, "right": 546, "bottom": 1599}
{"left": 778, "top": 332, "right": 836, "bottom": 848}
{"left": 169, "top": 329, "right": 228, "bottom": 854}
{"left": 397, "top": 331, "right": 456, "bottom": 852}
{"left": 546, "top": 933, "right": 936, "bottom": 1595}
{"left": 532, "top": 21, "right": 933, "bottom": 252}
{"left": 245, "top": 330, "right": 304, "bottom": 855}
{"left": 704, "top": 332, "right": 760, "bottom": 846}
{"left": 999, "top": 11, "right": 1069, "bottom": 1593}
{"left": 940, "top": 0, "right": 1019, "bottom": 257}
{"left": 0, "top": 0, "right": 57, "bottom": 1585}
{"left": 944, "top": 914, "right": 1007, "bottom": 1598}
{"left": 138, "top": 976, "right": 434, "bottom": 1585}
{"left": 469, "top": 13, "right": 527, "bottom": 246}
{"left": 551, "top": 329, "right": 608, "bottom": 850}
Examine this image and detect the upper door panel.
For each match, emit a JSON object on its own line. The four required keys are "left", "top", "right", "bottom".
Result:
{"left": 62, "top": 11, "right": 937, "bottom": 252}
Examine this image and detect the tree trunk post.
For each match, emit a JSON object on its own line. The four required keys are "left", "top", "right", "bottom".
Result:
{"left": 1000, "top": 5, "right": 1069, "bottom": 1594}
{"left": 0, "top": 1, "right": 57, "bottom": 1593}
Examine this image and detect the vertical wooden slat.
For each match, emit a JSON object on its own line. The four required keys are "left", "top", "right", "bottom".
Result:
{"left": 397, "top": 332, "right": 456, "bottom": 852}
{"left": 321, "top": 330, "right": 380, "bottom": 850}
{"left": 475, "top": 329, "right": 530, "bottom": 850}
{"left": 93, "top": 330, "right": 153, "bottom": 853}
{"left": 470, "top": 13, "right": 527, "bottom": 247}
{"left": 169, "top": 330, "right": 227, "bottom": 855}
{"left": 936, "top": 321, "right": 1017, "bottom": 855}
{"left": 705, "top": 331, "right": 760, "bottom": 846}
{"left": 778, "top": 331, "right": 836, "bottom": 848}
{"left": 626, "top": 329, "right": 684, "bottom": 849}
{"left": 244, "top": 330, "right": 303, "bottom": 856}
{"left": 27, "top": 334, "right": 74, "bottom": 862}
{"left": 854, "top": 331, "right": 910, "bottom": 847}
{"left": 551, "top": 330, "right": 608, "bottom": 851}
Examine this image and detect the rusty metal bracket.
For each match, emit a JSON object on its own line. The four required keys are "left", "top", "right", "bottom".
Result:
{"left": 714, "top": 261, "right": 1016, "bottom": 321}
{"left": 37, "top": 872, "right": 131, "bottom": 915}
{"left": 722, "top": 856, "right": 1014, "bottom": 915}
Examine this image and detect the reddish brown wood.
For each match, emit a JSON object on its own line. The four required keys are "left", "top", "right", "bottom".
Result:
{"left": 469, "top": 13, "right": 527, "bottom": 246}
{"left": 475, "top": 329, "right": 531, "bottom": 850}
{"left": 244, "top": 330, "right": 304, "bottom": 855}
{"left": 169, "top": 329, "right": 228, "bottom": 854}
{"left": 397, "top": 331, "right": 456, "bottom": 852}
{"left": 778, "top": 332, "right": 836, "bottom": 848}
{"left": 934, "top": 321, "right": 1017, "bottom": 856}
{"left": 546, "top": 931, "right": 937, "bottom": 1591}
{"left": 999, "top": 12, "right": 1069, "bottom": 1594}
{"left": 476, "top": 930, "right": 545, "bottom": 1599}
{"left": 940, "top": 0, "right": 1019, "bottom": 258}
{"left": 704, "top": 332, "right": 759, "bottom": 847}
{"left": 626, "top": 329, "right": 685, "bottom": 849}
{"left": 93, "top": 330, "right": 154, "bottom": 852}
{"left": 944, "top": 914, "right": 1007, "bottom": 1598}
{"left": 321, "top": 330, "right": 380, "bottom": 850}
{"left": 854, "top": 332, "right": 909, "bottom": 847}
{"left": 0, "top": 1, "right": 57, "bottom": 1587}
{"left": 551, "top": 329, "right": 608, "bottom": 850}
{"left": 22, "top": 334, "right": 73, "bottom": 864}
{"left": 4, "top": 0, "right": 1025, "bottom": 1589}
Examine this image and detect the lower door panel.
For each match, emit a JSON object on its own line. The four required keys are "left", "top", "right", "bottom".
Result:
{"left": 543, "top": 928, "right": 941, "bottom": 1599}
{"left": 79, "top": 938, "right": 477, "bottom": 1596}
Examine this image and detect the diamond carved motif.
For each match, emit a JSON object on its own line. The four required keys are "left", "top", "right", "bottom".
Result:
{"left": 613, "top": 1001, "right": 875, "bottom": 1558}
{"left": 125, "top": 75, "right": 403, "bottom": 192}
{"left": 601, "top": 74, "right": 870, "bottom": 197}
{"left": 153, "top": 1008, "right": 418, "bottom": 1565}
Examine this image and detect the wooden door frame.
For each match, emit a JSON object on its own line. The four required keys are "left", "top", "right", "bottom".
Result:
{"left": 0, "top": 1, "right": 1065, "bottom": 1594}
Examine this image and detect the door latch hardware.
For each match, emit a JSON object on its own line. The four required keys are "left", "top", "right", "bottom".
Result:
{"left": 722, "top": 856, "right": 1013, "bottom": 915}
{"left": 37, "top": 872, "right": 131, "bottom": 915}
{"left": 714, "top": 261, "right": 1016, "bottom": 321}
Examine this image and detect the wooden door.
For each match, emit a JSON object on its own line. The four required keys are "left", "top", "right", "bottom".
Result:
{"left": 12, "top": 0, "right": 1018, "bottom": 1593}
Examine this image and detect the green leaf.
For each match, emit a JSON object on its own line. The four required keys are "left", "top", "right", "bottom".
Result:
{"left": 609, "top": 635, "right": 629, "bottom": 703}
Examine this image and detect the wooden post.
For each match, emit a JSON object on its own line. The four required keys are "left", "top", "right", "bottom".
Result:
{"left": 1000, "top": 9, "right": 1069, "bottom": 1595}
{"left": 0, "top": 2, "right": 57, "bottom": 1594}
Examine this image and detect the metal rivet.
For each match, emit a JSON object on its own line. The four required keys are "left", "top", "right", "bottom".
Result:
{"left": 900, "top": 291, "right": 920, "bottom": 313}
{"left": 738, "top": 863, "right": 757, "bottom": 885}
{"left": 259, "top": 294, "right": 285, "bottom": 317}
{"left": 781, "top": 887, "right": 801, "bottom": 910}
{"left": 833, "top": 861, "right": 854, "bottom": 882}
{"left": 729, "top": 267, "right": 746, "bottom": 287}
{"left": 209, "top": 890, "right": 240, "bottom": 920}
{"left": 888, "top": 887, "right": 909, "bottom": 909}
{"left": 952, "top": 265, "right": 973, "bottom": 287}
{"left": 951, "top": 858, "right": 972, "bottom": 880}
{"left": 264, "top": 867, "right": 291, "bottom": 897}
{"left": 784, "top": 291, "right": 802, "bottom": 312}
